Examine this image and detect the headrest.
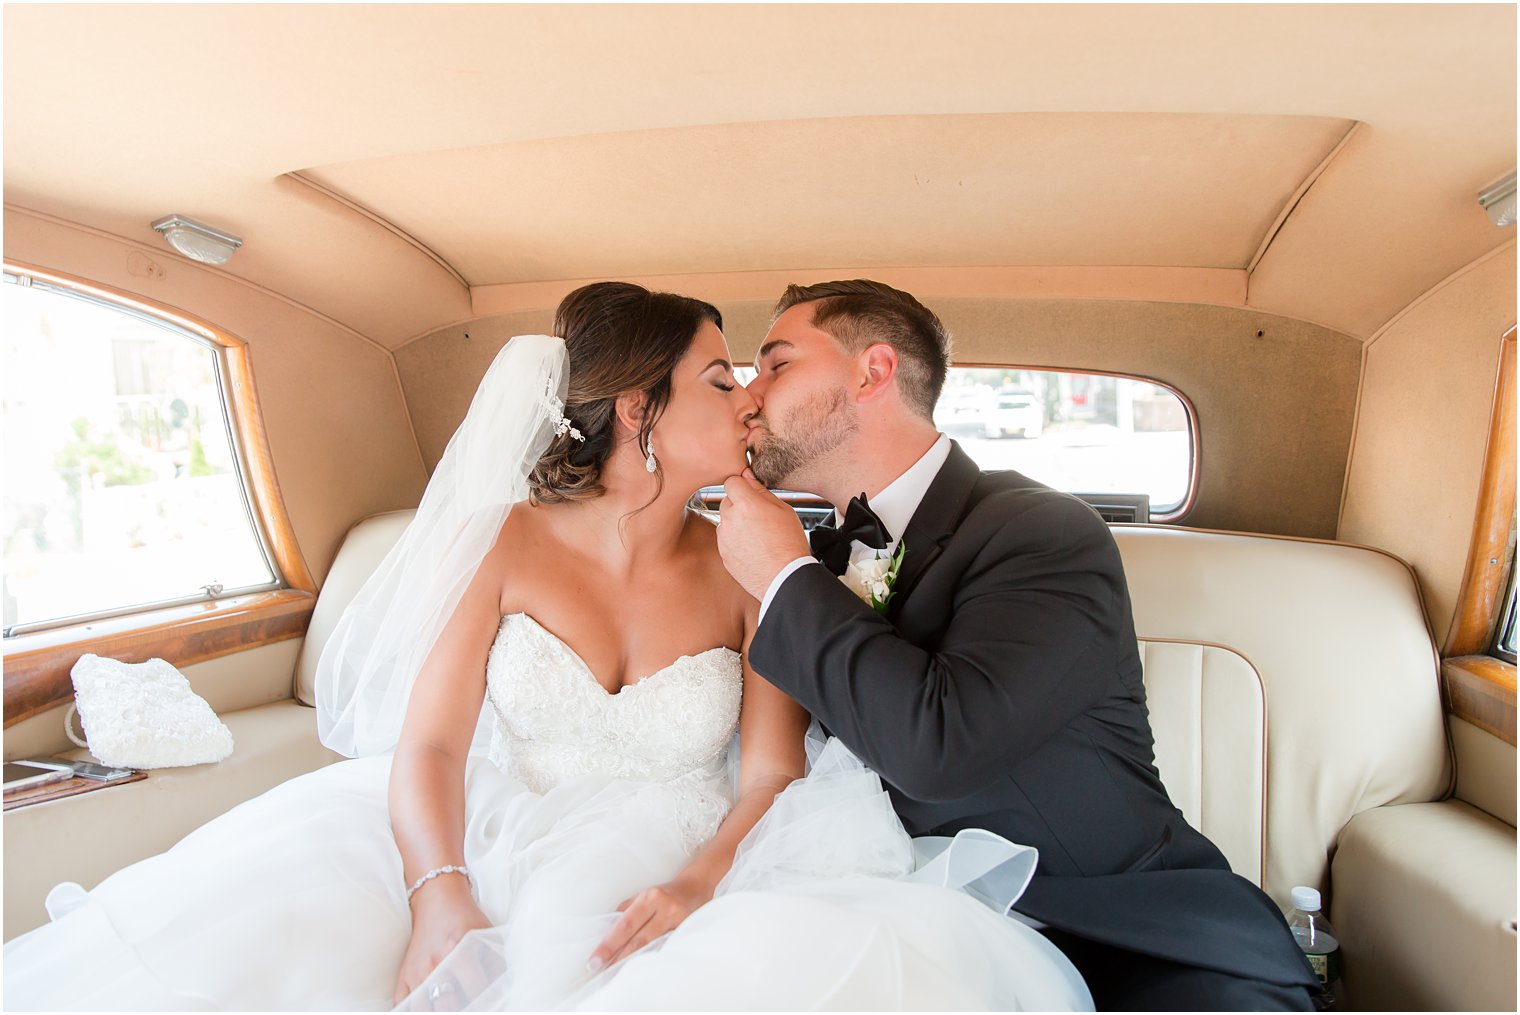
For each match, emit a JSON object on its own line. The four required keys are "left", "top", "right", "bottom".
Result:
{"left": 294, "top": 510, "right": 417, "bottom": 705}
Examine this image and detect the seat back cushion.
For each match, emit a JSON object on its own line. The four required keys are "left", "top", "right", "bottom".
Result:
{"left": 1115, "top": 525, "right": 1449, "bottom": 908}
{"left": 297, "top": 514, "right": 1450, "bottom": 912}
{"left": 1139, "top": 639, "right": 1265, "bottom": 885}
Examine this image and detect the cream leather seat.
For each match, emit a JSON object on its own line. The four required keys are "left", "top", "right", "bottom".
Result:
{"left": 1113, "top": 525, "right": 1450, "bottom": 898}
{"left": 6, "top": 512, "right": 1513, "bottom": 1010}
{"left": 1113, "top": 525, "right": 1513, "bottom": 1010}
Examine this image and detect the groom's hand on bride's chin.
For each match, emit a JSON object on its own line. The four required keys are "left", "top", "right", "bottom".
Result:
{"left": 717, "top": 468, "right": 810, "bottom": 600}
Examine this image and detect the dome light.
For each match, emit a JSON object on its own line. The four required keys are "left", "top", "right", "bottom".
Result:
{"left": 150, "top": 214, "right": 243, "bottom": 264}
{"left": 1477, "top": 172, "right": 1516, "bottom": 228}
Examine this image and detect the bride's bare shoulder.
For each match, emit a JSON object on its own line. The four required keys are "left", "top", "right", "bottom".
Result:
{"left": 483, "top": 503, "right": 555, "bottom": 566}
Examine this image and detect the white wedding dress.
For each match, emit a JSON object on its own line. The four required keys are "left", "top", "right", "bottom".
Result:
{"left": 5, "top": 612, "right": 1091, "bottom": 1011}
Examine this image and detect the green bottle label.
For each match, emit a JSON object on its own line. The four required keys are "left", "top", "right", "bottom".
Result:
{"left": 1306, "top": 949, "right": 1341, "bottom": 985}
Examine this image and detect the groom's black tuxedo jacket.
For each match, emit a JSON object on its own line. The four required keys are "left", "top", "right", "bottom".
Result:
{"left": 750, "top": 442, "right": 1317, "bottom": 992}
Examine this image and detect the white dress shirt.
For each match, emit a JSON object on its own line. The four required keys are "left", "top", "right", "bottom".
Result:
{"left": 758, "top": 434, "right": 952, "bottom": 623}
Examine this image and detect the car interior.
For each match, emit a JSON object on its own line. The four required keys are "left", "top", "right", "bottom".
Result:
{"left": 2, "top": 5, "right": 1514, "bottom": 1010}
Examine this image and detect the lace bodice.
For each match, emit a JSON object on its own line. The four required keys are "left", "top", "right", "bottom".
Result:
{"left": 485, "top": 613, "right": 742, "bottom": 849}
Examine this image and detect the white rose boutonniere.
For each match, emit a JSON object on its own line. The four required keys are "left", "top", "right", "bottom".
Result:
{"left": 840, "top": 540, "right": 907, "bottom": 615}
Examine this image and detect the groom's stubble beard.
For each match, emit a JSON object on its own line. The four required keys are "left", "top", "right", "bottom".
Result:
{"left": 748, "top": 385, "right": 858, "bottom": 489}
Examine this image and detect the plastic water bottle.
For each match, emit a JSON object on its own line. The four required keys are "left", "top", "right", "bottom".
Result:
{"left": 1288, "top": 886, "right": 1341, "bottom": 1009}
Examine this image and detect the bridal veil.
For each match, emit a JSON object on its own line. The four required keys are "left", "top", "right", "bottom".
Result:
{"left": 314, "top": 334, "right": 567, "bottom": 758}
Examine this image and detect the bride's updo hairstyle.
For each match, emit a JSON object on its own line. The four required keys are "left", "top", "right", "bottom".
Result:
{"left": 528, "top": 281, "right": 722, "bottom": 505}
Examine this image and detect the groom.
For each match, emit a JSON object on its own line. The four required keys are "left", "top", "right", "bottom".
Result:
{"left": 717, "top": 280, "right": 1320, "bottom": 1010}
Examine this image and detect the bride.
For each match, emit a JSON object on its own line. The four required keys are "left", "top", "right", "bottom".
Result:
{"left": 5, "top": 282, "right": 1092, "bottom": 1011}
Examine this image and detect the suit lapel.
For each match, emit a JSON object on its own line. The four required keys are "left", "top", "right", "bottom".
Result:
{"left": 886, "top": 441, "right": 982, "bottom": 618}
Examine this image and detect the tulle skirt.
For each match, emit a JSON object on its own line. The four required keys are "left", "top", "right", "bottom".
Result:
{"left": 4, "top": 740, "right": 1091, "bottom": 1011}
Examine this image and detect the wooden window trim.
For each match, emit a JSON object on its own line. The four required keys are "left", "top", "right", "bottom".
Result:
{"left": 1445, "top": 329, "right": 1516, "bottom": 657}
{"left": 1443, "top": 655, "right": 1517, "bottom": 747}
{"left": 2, "top": 262, "right": 316, "bottom": 728}
{"left": 1437, "top": 327, "right": 1518, "bottom": 745}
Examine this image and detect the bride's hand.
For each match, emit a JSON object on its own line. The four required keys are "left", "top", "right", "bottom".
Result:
{"left": 588, "top": 875, "right": 713, "bottom": 972}
{"left": 393, "top": 880, "right": 493, "bottom": 1005}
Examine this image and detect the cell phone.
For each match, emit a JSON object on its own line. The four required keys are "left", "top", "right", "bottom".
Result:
{"left": 3, "top": 759, "right": 74, "bottom": 792}
{"left": 67, "top": 760, "right": 134, "bottom": 782}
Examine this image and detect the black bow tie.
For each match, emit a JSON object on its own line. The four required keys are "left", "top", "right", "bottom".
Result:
{"left": 809, "top": 493, "right": 891, "bottom": 576}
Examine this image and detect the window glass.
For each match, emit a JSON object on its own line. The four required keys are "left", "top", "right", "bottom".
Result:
{"left": 3, "top": 274, "right": 277, "bottom": 634}
{"left": 1494, "top": 566, "right": 1518, "bottom": 663}
{"left": 720, "top": 365, "right": 1192, "bottom": 518}
{"left": 934, "top": 368, "right": 1193, "bottom": 514}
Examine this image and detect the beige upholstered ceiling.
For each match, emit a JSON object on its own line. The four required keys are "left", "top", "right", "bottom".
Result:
{"left": 304, "top": 113, "right": 1352, "bottom": 279}
{"left": 3, "top": 4, "right": 1514, "bottom": 347}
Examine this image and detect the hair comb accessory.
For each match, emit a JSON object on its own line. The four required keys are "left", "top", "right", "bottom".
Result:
{"left": 538, "top": 375, "right": 585, "bottom": 443}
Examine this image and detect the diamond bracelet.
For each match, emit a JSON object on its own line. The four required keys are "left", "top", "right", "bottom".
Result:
{"left": 405, "top": 864, "right": 473, "bottom": 903}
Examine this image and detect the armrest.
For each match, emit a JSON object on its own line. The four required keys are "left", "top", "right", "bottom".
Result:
{"left": 1330, "top": 800, "right": 1516, "bottom": 1011}
{"left": 1443, "top": 656, "right": 1516, "bottom": 747}
{"left": 3, "top": 700, "right": 340, "bottom": 941}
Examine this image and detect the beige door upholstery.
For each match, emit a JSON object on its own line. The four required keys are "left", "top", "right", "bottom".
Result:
{"left": 1449, "top": 715, "right": 1516, "bottom": 827}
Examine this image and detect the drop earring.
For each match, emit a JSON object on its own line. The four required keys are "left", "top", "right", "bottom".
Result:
{"left": 644, "top": 438, "right": 658, "bottom": 473}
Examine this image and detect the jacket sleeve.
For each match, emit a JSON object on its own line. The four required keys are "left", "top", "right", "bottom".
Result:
{"left": 748, "top": 495, "right": 1126, "bottom": 801}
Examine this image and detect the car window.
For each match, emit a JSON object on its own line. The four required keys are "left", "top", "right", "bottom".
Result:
{"left": 3, "top": 271, "right": 279, "bottom": 635}
{"left": 713, "top": 365, "right": 1194, "bottom": 522}
{"left": 934, "top": 367, "right": 1194, "bottom": 517}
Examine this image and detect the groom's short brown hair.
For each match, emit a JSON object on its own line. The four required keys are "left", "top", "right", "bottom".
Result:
{"left": 772, "top": 280, "right": 951, "bottom": 421}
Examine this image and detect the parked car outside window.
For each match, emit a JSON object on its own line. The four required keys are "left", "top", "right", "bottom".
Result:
{"left": 933, "top": 367, "right": 1194, "bottom": 515}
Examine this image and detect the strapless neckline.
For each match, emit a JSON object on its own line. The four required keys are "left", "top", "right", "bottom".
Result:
{"left": 486, "top": 611, "right": 743, "bottom": 834}
{"left": 504, "top": 612, "right": 740, "bottom": 698}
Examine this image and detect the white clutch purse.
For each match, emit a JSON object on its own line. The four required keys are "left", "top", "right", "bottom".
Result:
{"left": 67, "top": 654, "right": 234, "bottom": 769}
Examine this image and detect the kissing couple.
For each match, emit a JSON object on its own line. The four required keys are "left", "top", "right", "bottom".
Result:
{"left": 5, "top": 280, "right": 1321, "bottom": 1010}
